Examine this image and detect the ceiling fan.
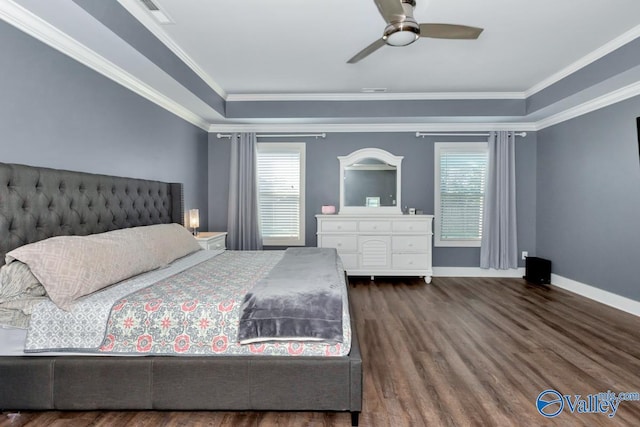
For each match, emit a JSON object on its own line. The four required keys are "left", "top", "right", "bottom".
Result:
{"left": 348, "top": 0, "right": 483, "bottom": 63}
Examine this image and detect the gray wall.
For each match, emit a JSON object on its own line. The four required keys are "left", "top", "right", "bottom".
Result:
{"left": 208, "top": 133, "right": 231, "bottom": 232}
{"left": 0, "top": 21, "right": 208, "bottom": 228}
{"left": 209, "top": 132, "right": 537, "bottom": 268}
{"left": 537, "top": 95, "right": 640, "bottom": 300}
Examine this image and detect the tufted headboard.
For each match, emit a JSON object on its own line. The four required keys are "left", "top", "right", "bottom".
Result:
{"left": 0, "top": 162, "right": 184, "bottom": 265}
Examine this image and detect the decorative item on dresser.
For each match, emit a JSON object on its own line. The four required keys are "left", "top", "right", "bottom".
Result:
{"left": 194, "top": 231, "right": 227, "bottom": 251}
{"left": 317, "top": 214, "right": 433, "bottom": 283}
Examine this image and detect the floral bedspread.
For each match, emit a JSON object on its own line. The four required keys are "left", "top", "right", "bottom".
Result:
{"left": 25, "top": 250, "right": 220, "bottom": 351}
{"left": 99, "top": 251, "right": 351, "bottom": 356}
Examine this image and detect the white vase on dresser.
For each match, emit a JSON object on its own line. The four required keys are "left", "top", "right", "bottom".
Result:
{"left": 316, "top": 214, "right": 434, "bottom": 283}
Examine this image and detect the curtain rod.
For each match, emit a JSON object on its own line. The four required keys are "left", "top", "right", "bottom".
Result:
{"left": 216, "top": 133, "right": 326, "bottom": 139}
{"left": 416, "top": 132, "right": 527, "bottom": 138}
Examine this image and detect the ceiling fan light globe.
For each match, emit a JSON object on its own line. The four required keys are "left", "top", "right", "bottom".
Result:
{"left": 385, "top": 30, "right": 418, "bottom": 46}
{"left": 383, "top": 22, "right": 420, "bottom": 46}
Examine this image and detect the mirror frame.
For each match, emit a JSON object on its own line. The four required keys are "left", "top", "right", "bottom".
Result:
{"left": 338, "top": 148, "right": 403, "bottom": 215}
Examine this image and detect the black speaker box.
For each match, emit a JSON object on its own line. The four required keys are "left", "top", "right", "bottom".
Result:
{"left": 524, "top": 257, "right": 551, "bottom": 285}
{"left": 636, "top": 117, "right": 640, "bottom": 161}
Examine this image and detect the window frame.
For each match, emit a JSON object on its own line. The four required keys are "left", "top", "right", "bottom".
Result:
{"left": 256, "top": 142, "right": 306, "bottom": 246}
{"left": 434, "top": 141, "right": 489, "bottom": 247}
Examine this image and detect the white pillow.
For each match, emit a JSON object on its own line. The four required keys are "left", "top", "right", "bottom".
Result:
{"left": 5, "top": 223, "right": 201, "bottom": 311}
{"left": 143, "top": 223, "right": 202, "bottom": 266}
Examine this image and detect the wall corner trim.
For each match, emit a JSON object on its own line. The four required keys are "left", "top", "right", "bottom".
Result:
{"left": 551, "top": 274, "right": 640, "bottom": 317}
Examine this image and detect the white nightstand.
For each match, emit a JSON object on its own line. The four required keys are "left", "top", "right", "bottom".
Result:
{"left": 194, "top": 232, "right": 227, "bottom": 251}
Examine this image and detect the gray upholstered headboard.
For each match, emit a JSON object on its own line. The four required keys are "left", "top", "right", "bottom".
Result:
{"left": 0, "top": 162, "right": 184, "bottom": 265}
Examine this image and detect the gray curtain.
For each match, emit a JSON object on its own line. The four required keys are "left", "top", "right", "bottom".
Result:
{"left": 227, "top": 132, "right": 263, "bottom": 250}
{"left": 480, "top": 131, "right": 518, "bottom": 269}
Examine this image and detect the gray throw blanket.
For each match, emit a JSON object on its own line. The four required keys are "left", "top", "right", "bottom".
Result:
{"left": 238, "top": 247, "right": 343, "bottom": 344}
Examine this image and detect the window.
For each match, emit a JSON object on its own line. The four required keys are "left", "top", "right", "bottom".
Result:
{"left": 256, "top": 143, "right": 305, "bottom": 246}
{"left": 434, "top": 142, "right": 488, "bottom": 247}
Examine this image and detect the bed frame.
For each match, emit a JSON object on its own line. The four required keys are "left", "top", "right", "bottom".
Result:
{"left": 0, "top": 162, "right": 362, "bottom": 425}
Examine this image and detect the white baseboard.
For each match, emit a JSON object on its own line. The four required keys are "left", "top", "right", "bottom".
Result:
{"left": 431, "top": 268, "right": 640, "bottom": 317}
{"left": 433, "top": 267, "right": 525, "bottom": 278}
{"left": 551, "top": 274, "right": 640, "bottom": 317}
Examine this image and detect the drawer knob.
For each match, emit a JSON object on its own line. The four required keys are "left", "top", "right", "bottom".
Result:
{"left": 337, "top": 225, "right": 342, "bottom": 230}
{"left": 409, "top": 243, "right": 413, "bottom": 247}
{"left": 337, "top": 243, "right": 342, "bottom": 247}
{"left": 409, "top": 261, "right": 413, "bottom": 265}
{"left": 373, "top": 225, "right": 377, "bottom": 230}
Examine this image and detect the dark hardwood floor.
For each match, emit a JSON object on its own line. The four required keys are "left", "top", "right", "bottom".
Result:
{"left": 3, "top": 277, "right": 640, "bottom": 426}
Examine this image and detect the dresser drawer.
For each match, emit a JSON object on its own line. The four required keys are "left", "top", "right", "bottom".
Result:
{"left": 392, "top": 254, "right": 428, "bottom": 270}
{"left": 392, "top": 235, "right": 429, "bottom": 253}
{"left": 359, "top": 220, "right": 391, "bottom": 232}
{"left": 206, "top": 236, "right": 226, "bottom": 250}
{"left": 392, "top": 219, "right": 431, "bottom": 233}
{"left": 320, "top": 235, "right": 357, "bottom": 252}
{"left": 320, "top": 220, "right": 358, "bottom": 232}
{"left": 195, "top": 233, "right": 227, "bottom": 251}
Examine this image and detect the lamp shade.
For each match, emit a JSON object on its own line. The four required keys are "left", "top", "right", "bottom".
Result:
{"left": 189, "top": 209, "right": 200, "bottom": 228}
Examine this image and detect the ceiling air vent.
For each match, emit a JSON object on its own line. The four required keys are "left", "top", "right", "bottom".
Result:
{"left": 140, "top": 0, "right": 173, "bottom": 24}
{"left": 141, "top": 0, "right": 159, "bottom": 11}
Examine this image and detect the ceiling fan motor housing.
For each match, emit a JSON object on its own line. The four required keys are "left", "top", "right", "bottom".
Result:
{"left": 383, "top": 0, "right": 419, "bottom": 46}
{"left": 383, "top": 19, "right": 420, "bottom": 46}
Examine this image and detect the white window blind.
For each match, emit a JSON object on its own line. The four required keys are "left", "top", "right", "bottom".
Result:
{"left": 434, "top": 142, "right": 488, "bottom": 247}
{"left": 256, "top": 143, "right": 305, "bottom": 246}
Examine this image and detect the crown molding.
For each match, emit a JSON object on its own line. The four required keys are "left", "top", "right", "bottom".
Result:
{"left": 216, "top": 82, "right": 640, "bottom": 133}
{"left": 226, "top": 91, "right": 525, "bottom": 102}
{"left": 0, "top": 0, "right": 209, "bottom": 130}
{"left": 535, "top": 80, "right": 640, "bottom": 130}
{"left": 525, "top": 23, "right": 640, "bottom": 98}
{"left": 117, "top": 0, "right": 227, "bottom": 100}
{"left": 4, "top": 0, "right": 639, "bottom": 135}
{"left": 208, "top": 121, "right": 536, "bottom": 134}
{"left": 210, "top": 81, "right": 640, "bottom": 132}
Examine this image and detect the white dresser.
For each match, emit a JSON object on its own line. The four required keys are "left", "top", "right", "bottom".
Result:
{"left": 316, "top": 214, "right": 433, "bottom": 283}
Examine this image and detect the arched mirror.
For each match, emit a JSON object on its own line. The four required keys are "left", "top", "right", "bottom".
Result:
{"left": 338, "top": 148, "right": 403, "bottom": 214}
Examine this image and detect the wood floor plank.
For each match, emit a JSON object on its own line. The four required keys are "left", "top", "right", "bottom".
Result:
{"left": 3, "top": 277, "right": 640, "bottom": 426}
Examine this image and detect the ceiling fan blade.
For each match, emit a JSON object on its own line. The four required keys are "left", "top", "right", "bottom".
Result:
{"left": 374, "top": 0, "right": 405, "bottom": 23}
{"left": 419, "top": 23, "right": 484, "bottom": 39}
{"left": 347, "top": 38, "right": 386, "bottom": 64}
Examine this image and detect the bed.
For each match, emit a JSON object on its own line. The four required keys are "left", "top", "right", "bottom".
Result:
{"left": 0, "top": 162, "right": 362, "bottom": 426}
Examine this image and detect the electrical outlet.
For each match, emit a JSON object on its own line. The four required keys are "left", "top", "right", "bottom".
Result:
{"left": 521, "top": 251, "right": 528, "bottom": 260}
